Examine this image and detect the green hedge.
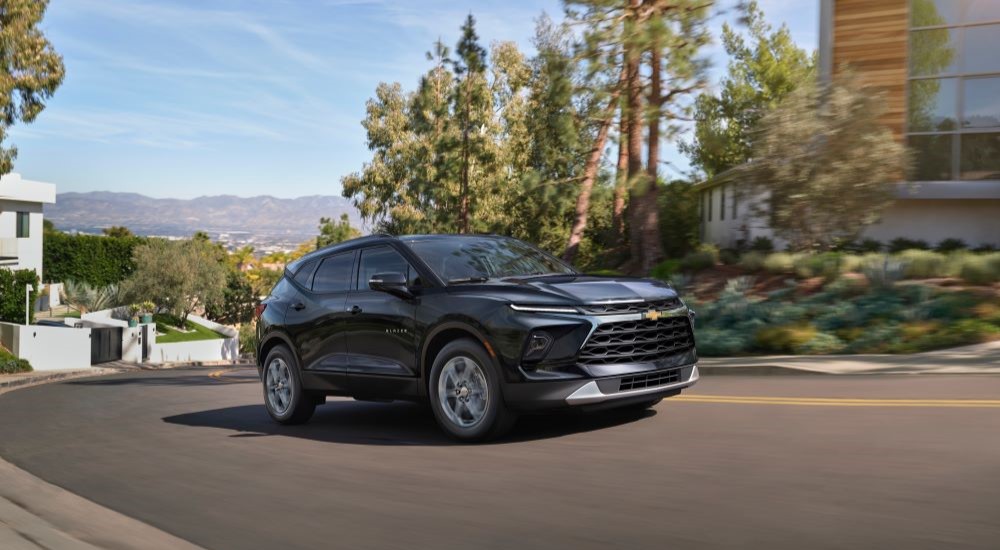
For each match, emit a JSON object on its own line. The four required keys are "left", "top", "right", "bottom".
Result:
{"left": 43, "top": 233, "right": 144, "bottom": 285}
{"left": 0, "top": 269, "right": 39, "bottom": 325}
{"left": 0, "top": 347, "right": 32, "bottom": 374}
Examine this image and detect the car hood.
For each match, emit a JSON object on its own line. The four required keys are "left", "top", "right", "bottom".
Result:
{"left": 520, "top": 275, "right": 678, "bottom": 304}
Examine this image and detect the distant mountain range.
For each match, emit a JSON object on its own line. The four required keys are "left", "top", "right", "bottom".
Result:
{"left": 46, "top": 191, "right": 364, "bottom": 244}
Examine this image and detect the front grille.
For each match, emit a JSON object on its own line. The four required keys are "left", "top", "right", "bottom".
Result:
{"left": 619, "top": 368, "right": 682, "bottom": 391}
{"left": 577, "top": 316, "right": 694, "bottom": 366}
{"left": 579, "top": 298, "right": 680, "bottom": 315}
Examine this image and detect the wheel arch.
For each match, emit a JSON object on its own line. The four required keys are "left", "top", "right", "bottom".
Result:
{"left": 420, "top": 321, "right": 498, "bottom": 393}
{"left": 257, "top": 331, "right": 297, "bottom": 373}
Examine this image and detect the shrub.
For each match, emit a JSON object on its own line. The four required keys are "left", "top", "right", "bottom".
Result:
{"left": 896, "top": 250, "right": 949, "bottom": 279}
{"left": 719, "top": 248, "right": 740, "bottom": 265}
{"left": 935, "top": 238, "right": 967, "bottom": 252}
{"left": 888, "top": 237, "right": 930, "bottom": 253}
{"left": 754, "top": 324, "right": 818, "bottom": 353}
{"left": 587, "top": 269, "right": 624, "bottom": 277}
{"left": 649, "top": 260, "right": 680, "bottom": 281}
{"left": 858, "top": 238, "right": 883, "bottom": 253}
{"left": 239, "top": 322, "right": 258, "bottom": 356}
{"left": 680, "top": 245, "right": 718, "bottom": 272}
{"left": 738, "top": 251, "right": 766, "bottom": 272}
{"left": 860, "top": 254, "right": 906, "bottom": 288}
{"left": 658, "top": 180, "right": 702, "bottom": 258}
{"left": 762, "top": 252, "right": 796, "bottom": 274}
{"left": 973, "top": 243, "right": 997, "bottom": 253}
{"left": 795, "top": 332, "right": 846, "bottom": 354}
{"left": 749, "top": 236, "right": 774, "bottom": 252}
{"left": 793, "top": 252, "right": 849, "bottom": 281}
{"left": 0, "top": 347, "right": 32, "bottom": 374}
{"left": 958, "top": 253, "right": 1000, "bottom": 285}
{"left": 695, "top": 328, "right": 752, "bottom": 356}
{"left": 0, "top": 269, "right": 40, "bottom": 325}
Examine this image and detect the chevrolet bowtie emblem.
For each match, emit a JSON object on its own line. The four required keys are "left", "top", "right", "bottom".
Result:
{"left": 644, "top": 310, "right": 661, "bottom": 321}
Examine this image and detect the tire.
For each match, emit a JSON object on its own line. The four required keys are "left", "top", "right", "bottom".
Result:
{"left": 262, "top": 345, "right": 316, "bottom": 425}
{"left": 428, "top": 338, "right": 516, "bottom": 442}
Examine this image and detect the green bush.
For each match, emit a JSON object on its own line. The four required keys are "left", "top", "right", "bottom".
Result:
{"left": 897, "top": 250, "right": 949, "bottom": 279}
{"left": 239, "top": 322, "right": 258, "bottom": 355}
{"left": 935, "top": 238, "right": 967, "bottom": 252}
{"left": 719, "top": 248, "right": 740, "bottom": 265}
{"left": 0, "top": 348, "right": 32, "bottom": 374}
{"left": 0, "top": 269, "right": 39, "bottom": 325}
{"left": 738, "top": 251, "right": 766, "bottom": 272}
{"left": 680, "top": 245, "right": 718, "bottom": 272}
{"left": 695, "top": 328, "right": 752, "bottom": 356}
{"left": 44, "top": 233, "right": 145, "bottom": 285}
{"left": 762, "top": 252, "right": 796, "bottom": 274}
{"left": 649, "top": 260, "right": 680, "bottom": 281}
{"left": 754, "top": 324, "right": 818, "bottom": 353}
{"left": 958, "top": 253, "right": 1000, "bottom": 285}
{"left": 795, "top": 332, "right": 846, "bottom": 354}
{"left": 658, "top": 180, "right": 701, "bottom": 258}
{"left": 749, "top": 236, "right": 774, "bottom": 252}
{"left": 858, "top": 238, "right": 883, "bottom": 253}
{"left": 792, "top": 252, "right": 849, "bottom": 281}
{"left": 888, "top": 237, "right": 930, "bottom": 253}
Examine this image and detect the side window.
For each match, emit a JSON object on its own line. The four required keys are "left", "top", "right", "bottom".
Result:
{"left": 358, "top": 246, "right": 420, "bottom": 289}
{"left": 312, "top": 252, "right": 354, "bottom": 293}
{"left": 292, "top": 258, "right": 319, "bottom": 288}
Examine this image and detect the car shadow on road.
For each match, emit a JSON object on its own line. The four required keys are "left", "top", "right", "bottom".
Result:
{"left": 163, "top": 400, "right": 656, "bottom": 446}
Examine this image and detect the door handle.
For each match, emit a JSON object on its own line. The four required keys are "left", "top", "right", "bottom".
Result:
{"left": 349, "top": 305, "right": 362, "bottom": 315}
{"left": 291, "top": 302, "right": 306, "bottom": 311}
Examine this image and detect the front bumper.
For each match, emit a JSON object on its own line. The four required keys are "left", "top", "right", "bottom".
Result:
{"left": 503, "top": 363, "right": 698, "bottom": 413}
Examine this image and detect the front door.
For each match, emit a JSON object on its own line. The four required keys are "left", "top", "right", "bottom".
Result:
{"left": 345, "top": 245, "right": 419, "bottom": 378}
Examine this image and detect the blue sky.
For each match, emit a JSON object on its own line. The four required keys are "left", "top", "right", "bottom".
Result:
{"left": 10, "top": 0, "right": 816, "bottom": 199}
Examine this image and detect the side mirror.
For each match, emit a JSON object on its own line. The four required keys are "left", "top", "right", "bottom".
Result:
{"left": 369, "top": 272, "right": 413, "bottom": 299}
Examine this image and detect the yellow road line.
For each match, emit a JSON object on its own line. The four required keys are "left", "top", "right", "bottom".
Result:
{"left": 675, "top": 395, "right": 1000, "bottom": 408}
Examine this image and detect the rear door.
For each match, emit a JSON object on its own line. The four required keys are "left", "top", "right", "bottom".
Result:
{"left": 345, "top": 245, "right": 420, "bottom": 377}
{"left": 284, "top": 251, "right": 356, "bottom": 376}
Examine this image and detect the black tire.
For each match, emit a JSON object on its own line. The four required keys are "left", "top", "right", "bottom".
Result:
{"left": 428, "top": 338, "right": 516, "bottom": 442}
{"left": 262, "top": 345, "right": 316, "bottom": 425}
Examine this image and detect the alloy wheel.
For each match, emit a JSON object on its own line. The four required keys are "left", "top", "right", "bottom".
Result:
{"left": 437, "top": 356, "right": 489, "bottom": 428}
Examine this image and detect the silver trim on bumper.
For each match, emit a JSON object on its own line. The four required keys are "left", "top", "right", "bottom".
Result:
{"left": 564, "top": 365, "right": 699, "bottom": 406}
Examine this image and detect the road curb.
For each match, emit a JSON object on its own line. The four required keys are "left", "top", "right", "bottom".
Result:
{"left": 0, "top": 367, "right": 124, "bottom": 394}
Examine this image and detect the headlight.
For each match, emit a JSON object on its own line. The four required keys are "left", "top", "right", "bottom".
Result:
{"left": 509, "top": 304, "right": 578, "bottom": 314}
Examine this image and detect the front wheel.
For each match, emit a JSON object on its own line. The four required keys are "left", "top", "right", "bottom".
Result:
{"left": 262, "top": 346, "right": 316, "bottom": 425}
{"left": 429, "top": 339, "right": 515, "bottom": 442}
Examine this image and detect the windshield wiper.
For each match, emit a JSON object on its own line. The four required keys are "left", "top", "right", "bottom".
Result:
{"left": 447, "top": 276, "right": 490, "bottom": 285}
{"left": 502, "top": 272, "right": 567, "bottom": 281}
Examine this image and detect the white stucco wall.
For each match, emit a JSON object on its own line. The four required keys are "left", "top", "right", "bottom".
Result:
{"left": 864, "top": 199, "right": 1000, "bottom": 248}
{"left": 146, "top": 314, "right": 239, "bottom": 364}
{"left": 0, "top": 200, "right": 44, "bottom": 277}
{"left": 0, "top": 322, "right": 92, "bottom": 371}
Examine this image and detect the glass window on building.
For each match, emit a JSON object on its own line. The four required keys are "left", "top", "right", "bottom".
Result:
{"left": 908, "top": 3, "right": 1000, "bottom": 181}
{"left": 720, "top": 186, "right": 726, "bottom": 221}
{"left": 16, "top": 212, "right": 29, "bottom": 238}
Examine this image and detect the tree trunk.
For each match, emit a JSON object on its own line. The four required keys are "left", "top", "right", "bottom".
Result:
{"left": 459, "top": 75, "right": 471, "bottom": 234}
{"left": 563, "top": 102, "right": 616, "bottom": 264}
{"left": 563, "top": 69, "right": 626, "bottom": 264}
{"left": 640, "top": 45, "right": 664, "bottom": 274}
{"left": 625, "top": 0, "right": 646, "bottom": 272}
{"left": 612, "top": 114, "right": 628, "bottom": 246}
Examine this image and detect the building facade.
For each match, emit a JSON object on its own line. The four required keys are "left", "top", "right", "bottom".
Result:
{"left": 700, "top": 0, "right": 1000, "bottom": 249}
{"left": 0, "top": 173, "right": 56, "bottom": 279}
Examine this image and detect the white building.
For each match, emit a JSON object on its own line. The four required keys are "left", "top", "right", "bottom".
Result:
{"left": 0, "top": 173, "right": 56, "bottom": 279}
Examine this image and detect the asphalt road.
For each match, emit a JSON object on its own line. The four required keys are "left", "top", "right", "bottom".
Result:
{"left": 1, "top": 368, "right": 999, "bottom": 550}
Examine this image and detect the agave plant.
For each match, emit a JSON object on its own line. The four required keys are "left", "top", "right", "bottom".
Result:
{"left": 61, "top": 280, "right": 125, "bottom": 314}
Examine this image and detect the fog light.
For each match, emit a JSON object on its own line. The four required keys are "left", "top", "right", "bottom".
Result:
{"left": 524, "top": 331, "right": 553, "bottom": 361}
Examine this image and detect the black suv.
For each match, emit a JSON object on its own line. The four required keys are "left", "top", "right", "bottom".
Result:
{"left": 256, "top": 234, "right": 698, "bottom": 441}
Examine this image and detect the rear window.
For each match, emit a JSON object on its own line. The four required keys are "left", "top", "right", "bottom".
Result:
{"left": 292, "top": 258, "right": 319, "bottom": 288}
{"left": 312, "top": 252, "right": 354, "bottom": 293}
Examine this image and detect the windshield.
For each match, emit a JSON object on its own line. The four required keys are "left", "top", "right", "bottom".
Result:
{"left": 404, "top": 236, "right": 576, "bottom": 282}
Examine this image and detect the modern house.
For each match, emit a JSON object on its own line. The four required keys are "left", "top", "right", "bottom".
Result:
{"left": 699, "top": 0, "right": 1000, "bottom": 249}
{"left": 0, "top": 173, "right": 56, "bottom": 278}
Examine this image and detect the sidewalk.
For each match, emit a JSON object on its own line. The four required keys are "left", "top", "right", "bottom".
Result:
{"left": 0, "top": 367, "right": 123, "bottom": 394}
{"left": 699, "top": 340, "right": 1000, "bottom": 375}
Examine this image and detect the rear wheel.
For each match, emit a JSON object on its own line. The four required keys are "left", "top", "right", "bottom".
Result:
{"left": 429, "top": 339, "right": 515, "bottom": 442}
{"left": 262, "top": 346, "right": 316, "bottom": 425}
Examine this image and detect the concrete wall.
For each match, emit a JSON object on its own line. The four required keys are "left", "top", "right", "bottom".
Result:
{"left": 0, "top": 322, "right": 92, "bottom": 371}
{"left": 146, "top": 314, "right": 239, "bottom": 364}
{"left": 864, "top": 199, "right": 1000, "bottom": 248}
